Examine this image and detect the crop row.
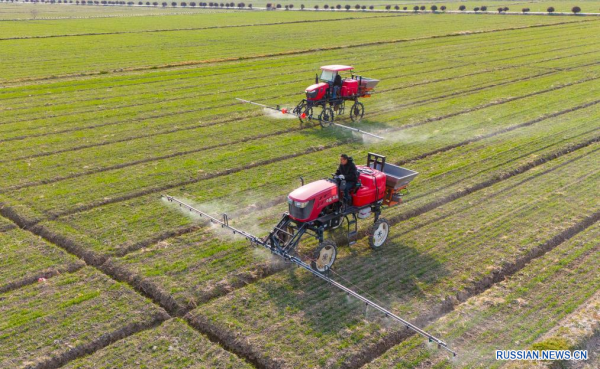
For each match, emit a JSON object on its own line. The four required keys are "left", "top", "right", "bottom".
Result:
{"left": 3, "top": 67, "right": 593, "bottom": 221}
{"left": 2, "top": 18, "right": 586, "bottom": 111}
{"left": 62, "top": 318, "right": 253, "bottom": 368}
{"left": 0, "top": 266, "right": 169, "bottom": 368}
{"left": 508, "top": 290, "right": 600, "bottom": 368}
{"left": 365, "top": 223, "right": 600, "bottom": 368}
{"left": 2, "top": 24, "right": 591, "bottom": 141}
{"left": 186, "top": 140, "right": 600, "bottom": 368}
{"left": 95, "top": 99, "right": 600, "bottom": 313}
{"left": 0, "top": 226, "right": 84, "bottom": 294}
{"left": 0, "top": 14, "right": 582, "bottom": 81}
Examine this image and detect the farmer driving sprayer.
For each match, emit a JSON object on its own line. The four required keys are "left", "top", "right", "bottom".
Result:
{"left": 335, "top": 154, "right": 358, "bottom": 206}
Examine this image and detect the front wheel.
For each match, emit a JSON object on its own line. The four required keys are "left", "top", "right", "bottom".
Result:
{"left": 319, "top": 107, "right": 335, "bottom": 128}
{"left": 350, "top": 102, "right": 364, "bottom": 122}
{"left": 310, "top": 240, "right": 337, "bottom": 273}
{"left": 368, "top": 218, "right": 390, "bottom": 249}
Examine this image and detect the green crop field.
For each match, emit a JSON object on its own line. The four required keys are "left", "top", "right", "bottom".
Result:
{"left": 0, "top": 2, "right": 598, "bottom": 368}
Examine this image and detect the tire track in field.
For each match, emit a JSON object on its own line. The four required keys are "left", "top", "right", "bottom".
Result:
{"left": 134, "top": 100, "right": 600, "bottom": 258}
{"left": 29, "top": 314, "right": 171, "bottom": 369}
{"left": 0, "top": 216, "right": 253, "bottom": 368}
{"left": 0, "top": 14, "right": 401, "bottom": 41}
{"left": 5, "top": 18, "right": 593, "bottom": 84}
{"left": 0, "top": 125, "right": 304, "bottom": 192}
{"left": 369, "top": 72, "right": 600, "bottom": 133}
{"left": 394, "top": 142, "right": 600, "bottom": 239}
{"left": 4, "top": 73, "right": 597, "bottom": 198}
{"left": 6, "top": 39, "right": 598, "bottom": 141}
{"left": 44, "top": 141, "right": 349, "bottom": 220}
{"left": 0, "top": 207, "right": 257, "bottom": 368}
{"left": 411, "top": 125, "right": 600, "bottom": 204}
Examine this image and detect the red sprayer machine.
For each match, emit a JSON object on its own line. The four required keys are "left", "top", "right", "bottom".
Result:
{"left": 163, "top": 153, "right": 456, "bottom": 355}
{"left": 236, "top": 65, "right": 383, "bottom": 139}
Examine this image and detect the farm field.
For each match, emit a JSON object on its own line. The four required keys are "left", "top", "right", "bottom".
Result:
{"left": 0, "top": 3, "right": 598, "bottom": 369}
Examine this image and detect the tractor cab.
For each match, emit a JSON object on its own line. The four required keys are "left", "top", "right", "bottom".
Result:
{"left": 306, "top": 65, "right": 358, "bottom": 101}
{"left": 319, "top": 65, "right": 354, "bottom": 83}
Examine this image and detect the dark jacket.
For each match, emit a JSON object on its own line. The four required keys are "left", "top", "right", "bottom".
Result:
{"left": 336, "top": 157, "right": 358, "bottom": 182}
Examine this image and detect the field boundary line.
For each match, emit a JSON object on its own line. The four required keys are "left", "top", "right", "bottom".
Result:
{"left": 2, "top": 18, "right": 593, "bottom": 84}
{"left": 30, "top": 311, "right": 170, "bottom": 369}
{"left": 0, "top": 260, "right": 85, "bottom": 294}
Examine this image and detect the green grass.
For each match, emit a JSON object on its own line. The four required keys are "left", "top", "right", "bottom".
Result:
{"left": 63, "top": 318, "right": 252, "bottom": 369}
{"left": 0, "top": 267, "right": 167, "bottom": 368}
{"left": 0, "top": 227, "right": 82, "bottom": 290}
{"left": 1, "top": 5, "right": 599, "bottom": 367}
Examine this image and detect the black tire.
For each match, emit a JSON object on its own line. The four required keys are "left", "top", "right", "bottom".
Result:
{"left": 310, "top": 240, "right": 337, "bottom": 273}
{"left": 293, "top": 101, "right": 307, "bottom": 124}
{"left": 304, "top": 106, "right": 314, "bottom": 124}
{"left": 350, "top": 102, "right": 364, "bottom": 122}
{"left": 368, "top": 218, "right": 390, "bottom": 249}
{"left": 319, "top": 107, "right": 335, "bottom": 127}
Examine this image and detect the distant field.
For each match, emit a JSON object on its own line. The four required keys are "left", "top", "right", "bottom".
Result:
{"left": 2, "top": 0, "right": 600, "bottom": 18}
{"left": 0, "top": 3, "right": 598, "bottom": 368}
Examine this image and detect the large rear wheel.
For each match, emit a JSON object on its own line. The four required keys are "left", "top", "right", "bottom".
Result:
{"left": 368, "top": 218, "right": 389, "bottom": 249}
{"left": 319, "top": 107, "right": 335, "bottom": 128}
{"left": 350, "top": 102, "right": 365, "bottom": 122}
{"left": 311, "top": 240, "right": 337, "bottom": 273}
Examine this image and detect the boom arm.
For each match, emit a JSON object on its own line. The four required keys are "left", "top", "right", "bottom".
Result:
{"left": 235, "top": 98, "right": 385, "bottom": 140}
{"left": 163, "top": 195, "right": 456, "bottom": 356}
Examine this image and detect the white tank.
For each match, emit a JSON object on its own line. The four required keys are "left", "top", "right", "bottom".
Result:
{"left": 358, "top": 207, "right": 371, "bottom": 219}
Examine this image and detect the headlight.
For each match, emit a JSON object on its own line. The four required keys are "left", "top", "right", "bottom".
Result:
{"left": 287, "top": 196, "right": 293, "bottom": 204}
{"left": 294, "top": 201, "right": 309, "bottom": 208}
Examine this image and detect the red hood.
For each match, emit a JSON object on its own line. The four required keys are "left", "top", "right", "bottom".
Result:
{"left": 288, "top": 179, "right": 337, "bottom": 202}
{"left": 305, "top": 82, "right": 328, "bottom": 92}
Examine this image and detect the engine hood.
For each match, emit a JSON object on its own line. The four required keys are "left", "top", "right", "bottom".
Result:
{"left": 288, "top": 179, "right": 337, "bottom": 202}
{"left": 305, "top": 82, "right": 328, "bottom": 92}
